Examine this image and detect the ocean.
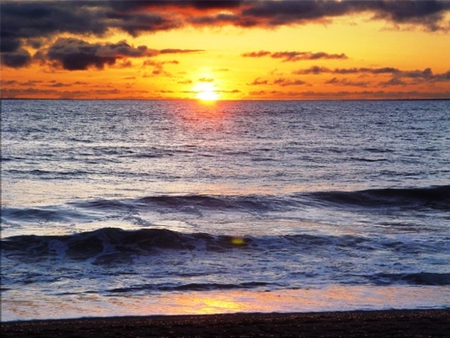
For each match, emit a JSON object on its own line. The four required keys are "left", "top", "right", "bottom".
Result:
{"left": 1, "top": 99, "right": 449, "bottom": 321}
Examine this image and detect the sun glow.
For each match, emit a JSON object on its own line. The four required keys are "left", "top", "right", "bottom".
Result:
{"left": 194, "top": 82, "right": 219, "bottom": 101}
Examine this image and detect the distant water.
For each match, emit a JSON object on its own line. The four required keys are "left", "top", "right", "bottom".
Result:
{"left": 1, "top": 99, "right": 449, "bottom": 321}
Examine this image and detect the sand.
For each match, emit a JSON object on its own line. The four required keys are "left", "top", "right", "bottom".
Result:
{"left": 2, "top": 309, "right": 449, "bottom": 337}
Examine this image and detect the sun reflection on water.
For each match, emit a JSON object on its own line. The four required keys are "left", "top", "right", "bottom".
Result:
{"left": 3, "top": 286, "right": 450, "bottom": 321}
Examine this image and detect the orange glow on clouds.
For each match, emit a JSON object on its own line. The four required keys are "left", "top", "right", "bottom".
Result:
{"left": 1, "top": 1, "right": 449, "bottom": 100}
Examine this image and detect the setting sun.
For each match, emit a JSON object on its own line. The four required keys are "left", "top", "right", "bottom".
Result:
{"left": 1, "top": 1, "right": 449, "bottom": 100}
{"left": 194, "top": 82, "right": 219, "bottom": 101}
{"left": 1, "top": 0, "right": 449, "bottom": 328}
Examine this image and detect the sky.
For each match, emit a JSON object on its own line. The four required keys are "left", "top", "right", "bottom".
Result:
{"left": 1, "top": 0, "right": 450, "bottom": 100}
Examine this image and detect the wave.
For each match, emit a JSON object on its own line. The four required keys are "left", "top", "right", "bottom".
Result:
{"left": 0, "top": 227, "right": 431, "bottom": 261}
{"left": 350, "top": 157, "right": 388, "bottom": 162}
{"left": 1, "top": 228, "right": 254, "bottom": 261}
{"left": 72, "top": 185, "right": 450, "bottom": 214}
{"left": 107, "top": 281, "right": 273, "bottom": 293}
{"left": 369, "top": 273, "right": 450, "bottom": 286}
{"left": 69, "top": 194, "right": 287, "bottom": 214}
{"left": 1, "top": 206, "right": 89, "bottom": 222}
{"left": 308, "top": 185, "right": 450, "bottom": 211}
{"left": 2, "top": 185, "right": 448, "bottom": 225}
{"left": 0, "top": 227, "right": 365, "bottom": 265}
{"left": 2, "top": 227, "right": 449, "bottom": 288}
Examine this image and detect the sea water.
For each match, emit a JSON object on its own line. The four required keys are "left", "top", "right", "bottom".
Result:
{"left": 1, "top": 99, "right": 449, "bottom": 321}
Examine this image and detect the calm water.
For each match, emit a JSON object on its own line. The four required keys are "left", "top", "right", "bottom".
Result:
{"left": 1, "top": 99, "right": 449, "bottom": 321}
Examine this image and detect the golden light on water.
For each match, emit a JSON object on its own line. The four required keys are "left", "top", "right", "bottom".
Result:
{"left": 4, "top": 286, "right": 450, "bottom": 320}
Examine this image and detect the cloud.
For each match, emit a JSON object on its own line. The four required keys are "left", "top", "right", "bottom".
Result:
{"left": 143, "top": 59, "right": 180, "bottom": 76}
{"left": 242, "top": 51, "right": 347, "bottom": 62}
{"left": 2, "top": 0, "right": 448, "bottom": 65}
{"left": 216, "top": 89, "right": 242, "bottom": 94}
{"left": 273, "top": 78, "right": 307, "bottom": 86}
{"left": 240, "top": 0, "right": 450, "bottom": 31}
{"left": 293, "top": 66, "right": 450, "bottom": 85}
{"left": 1, "top": 48, "right": 32, "bottom": 68}
{"left": 248, "top": 78, "right": 269, "bottom": 85}
{"left": 160, "top": 49, "right": 203, "bottom": 54}
{"left": 248, "top": 77, "right": 307, "bottom": 87}
{"left": 292, "top": 66, "right": 332, "bottom": 75}
{"left": 272, "top": 51, "right": 347, "bottom": 62}
{"left": 324, "top": 77, "right": 370, "bottom": 87}
{"left": 293, "top": 66, "right": 404, "bottom": 75}
{"left": 45, "top": 38, "right": 156, "bottom": 70}
{"left": 198, "top": 77, "right": 214, "bottom": 82}
{"left": 177, "top": 79, "right": 193, "bottom": 84}
{"left": 241, "top": 51, "right": 271, "bottom": 58}
{"left": 34, "top": 38, "right": 198, "bottom": 71}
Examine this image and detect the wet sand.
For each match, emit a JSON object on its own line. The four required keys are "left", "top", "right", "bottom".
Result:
{"left": 2, "top": 309, "right": 449, "bottom": 337}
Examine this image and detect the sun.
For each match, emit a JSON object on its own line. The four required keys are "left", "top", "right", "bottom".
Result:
{"left": 194, "top": 82, "right": 219, "bottom": 101}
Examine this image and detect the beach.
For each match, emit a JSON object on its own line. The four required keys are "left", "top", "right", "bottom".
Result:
{"left": 2, "top": 309, "right": 449, "bottom": 337}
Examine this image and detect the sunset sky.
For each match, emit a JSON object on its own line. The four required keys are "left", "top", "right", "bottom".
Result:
{"left": 1, "top": 0, "right": 450, "bottom": 100}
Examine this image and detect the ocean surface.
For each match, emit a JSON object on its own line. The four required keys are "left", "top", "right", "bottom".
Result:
{"left": 1, "top": 99, "right": 449, "bottom": 321}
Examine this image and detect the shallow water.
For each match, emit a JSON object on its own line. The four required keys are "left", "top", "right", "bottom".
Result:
{"left": 1, "top": 99, "right": 449, "bottom": 321}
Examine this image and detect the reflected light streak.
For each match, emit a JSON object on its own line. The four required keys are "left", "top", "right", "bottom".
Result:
{"left": 3, "top": 286, "right": 450, "bottom": 321}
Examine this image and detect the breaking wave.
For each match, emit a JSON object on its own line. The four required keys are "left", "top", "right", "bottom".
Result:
{"left": 2, "top": 185, "right": 449, "bottom": 226}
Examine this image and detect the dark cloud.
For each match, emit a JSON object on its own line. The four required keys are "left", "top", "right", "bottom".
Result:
{"left": 292, "top": 66, "right": 399, "bottom": 75}
{"left": 248, "top": 78, "right": 269, "bottom": 85}
{"left": 240, "top": 0, "right": 450, "bottom": 30}
{"left": 325, "top": 77, "right": 370, "bottom": 87}
{"left": 241, "top": 51, "right": 271, "bottom": 58}
{"left": 142, "top": 59, "right": 179, "bottom": 76}
{"left": 2, "top": 1, "right": 448, "bottom": 58}
{"left": 1, "top": 49, "right": 32, "bottom": 68}
{"left": 272, "top": 51, "right": 347, "bottom": 62}
{"left": 436, "top": 71, "right": 450, "bottom": 80}
{"left": 293, "top": 66, "right": 450, "bottom": 84}
{"left": 25, "top": 38, "right": 45, "bottom": 49}
{"left": 1, "top": 37, "right": 22, "bottom": 53}
{"left": 273, "top": 78, "right": 307, "bottom": 86}
{"left": 249, "top": 90, "right": 283, "bottom": 96}
{"left": 216, "top": 89, "right": 241, "bottom": 94}
{"left": 189, "top": 1, "right": 243, "bottom": 10}
{"left": 188, "top": 12, "right": 242, "bottom": 26}
{"left": 0, "top": 80, "right": 18, "bottom": 85}
{"left": 48, "top": 82, "right": 67, "bottom": 88}
{"left": 42, "top": 38, "right": 197, "bottom": 71}
{"left": 242, "top": 51, "right": 347, "bottom": 62}
{"left": 46, "top": 38, "right": 154, "bottom": 70}
{"left": 0, "top": 1, "right": 109, "bottom": 57}
{"left": 379, "top": 78, "right": 408, "bottom": 87}
{"left": 292, "top": 66, "right": 331, "bottom": 75}
{"left": 159, "top": 49, "right": 203, "bottom": 54}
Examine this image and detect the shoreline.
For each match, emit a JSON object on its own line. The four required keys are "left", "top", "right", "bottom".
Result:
{"left": 2, "top": 309, "right": 449, "bottom": 337}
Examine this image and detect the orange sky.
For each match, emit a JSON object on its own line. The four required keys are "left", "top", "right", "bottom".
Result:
{"left": 1, "top": 1, "right": 449, "bottom": 100}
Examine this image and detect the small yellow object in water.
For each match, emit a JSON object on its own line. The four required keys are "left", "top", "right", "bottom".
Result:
{"left": 231, "top": 238, "right": 245, "bottom": 245}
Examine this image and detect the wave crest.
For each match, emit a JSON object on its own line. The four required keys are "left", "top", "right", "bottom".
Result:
{"left": 310, "top": 185, "right": 450, "bottom": 210}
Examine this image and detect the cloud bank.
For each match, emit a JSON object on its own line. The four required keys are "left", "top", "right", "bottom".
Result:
{"left": 292, "top": 66, "right": 450, "bottom": 85}
{"left": 242, "top": 50, "right": 347, "bottom": 62}
{"left": 2, "top": 0, "right": 449, "bottom": 68}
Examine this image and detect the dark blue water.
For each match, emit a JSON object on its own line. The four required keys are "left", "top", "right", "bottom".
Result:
{"left": 1, "top": 99, "right": 449, "bottom": 320}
